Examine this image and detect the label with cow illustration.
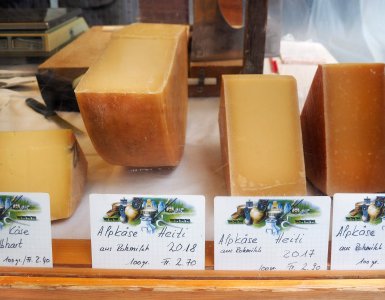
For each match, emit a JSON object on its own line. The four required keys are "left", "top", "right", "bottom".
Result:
{"left": 0, "top": 192, "right": 52, "bottom": 268}
{"left": 89, "top": 194, "right": 205, "bottom": 270}
{"left": 214, "top": 196, "right": 331, "bottom": 271}
{"left": 331, "top": 193, "right": 385, "bottom": 270}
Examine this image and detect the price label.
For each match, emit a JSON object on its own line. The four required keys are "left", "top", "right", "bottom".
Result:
{"left": 214, "top": 196, "right": 330, "bottom": 271}
{"left": 0, "top": 193, "right": 52, "bottom": 268}
{"left": 331, "top": 193, "right": 385, "bottom": 270}
{"left": 90, "top": 194, "right": 205, "bottom": 270}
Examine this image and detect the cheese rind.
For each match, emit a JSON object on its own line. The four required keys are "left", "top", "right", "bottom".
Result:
{"left": 219, "top": 74, "right": 307, "bottom": 196}
{"left": 301, "top": 63, "right": 385, "bottom": 195}
{"left": 0, "top": 130, "right": 87, "bottom": 220}
{"left": 75, "top": 23, "right": 188, "bottom": 167}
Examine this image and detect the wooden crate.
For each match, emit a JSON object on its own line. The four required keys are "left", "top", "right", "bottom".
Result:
{"left": 1, "top": 239, "right": 385, "bottom": 299}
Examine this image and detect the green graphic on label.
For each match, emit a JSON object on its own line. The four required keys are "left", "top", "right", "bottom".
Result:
{"left": 0, "top": 195, "right": 40, "bottom": 230}
{"left": 346, "top": 196, "right": 385, "bottom": 224}
{"left": 228, "top": 199, "right": 320, "bottom": 235}
{"left": 103, "top": 197, "right": 194, "bottom": 234}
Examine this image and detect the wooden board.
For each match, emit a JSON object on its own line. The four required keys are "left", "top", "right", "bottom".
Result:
{"left": 139, "top": 0, "right": 189, "bottom": 24}
{"left": 1, "top": 239, "right": 385, "bottom": 299}
{"left": 188, "top": 60, "right": 242, "bottom": 97}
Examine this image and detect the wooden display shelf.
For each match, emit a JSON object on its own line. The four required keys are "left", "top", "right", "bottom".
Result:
{"left": 188, "top": 60, "right": 243, "bottom": 97}
{"left": 1, "top": 240, "right": 385, "bottom": 299}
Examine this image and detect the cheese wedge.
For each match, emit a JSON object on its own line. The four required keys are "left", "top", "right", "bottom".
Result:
{"left": 37, "top": 26, "right": 114, "bottom": 111}
{"left": 112, "top": 23, "right": 188, "bottom": 39}
{"left": 0, "top": 130, "right": 87, "bottom": 220}
{"left": 301, "top": 63, "right": 385, "bottom": 195}
{"left": 219, "top": 74, "right": 306, "bottom": 196}
{"left": 75, "top": 23, "right": 188, "bottom": 167}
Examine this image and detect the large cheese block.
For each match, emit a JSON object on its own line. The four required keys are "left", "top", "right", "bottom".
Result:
{"left": 219, "top": 74, "right": 306, "bottom": 196}
{"left": 0, "top": 130, "right": 87, "bottom": 220}
{"left": 75, "top": 23, "right": 188, "bottom": 167}
{"left": 112, "top": 22, "right": 188, "bottom": 38}
{"left": 301, "top": 63, "right": 385, "bottom": 195}
{"left": 37, "top": 26, "right": 114, "bottom": 111}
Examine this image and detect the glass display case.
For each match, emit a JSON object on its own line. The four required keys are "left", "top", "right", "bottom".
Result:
{"left": 1, "top": 1, "right": 385, "bottom": 298}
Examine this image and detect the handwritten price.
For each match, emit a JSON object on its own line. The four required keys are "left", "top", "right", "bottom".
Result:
{"left": 2, "top": 255, "right": 51, "bottom": 266}
{"left": 287, "top": 261, "right": 321, "bottom": 271}
{"left": 161, "top": 257, "right": 197, "bottom": 267}
{"left": 34, "top": 255, "right": 51, "bottom": 265}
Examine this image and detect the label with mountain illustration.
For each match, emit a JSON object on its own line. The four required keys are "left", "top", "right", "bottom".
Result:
{"left": 90, "top": 194, "right": 205, "bottom": 269}
{"left": 214, "top": 196, "right": 331, "bottom": 271}
{"left": 331, "top": 193, "right": 385, "bottom": 270}
{"left": 0, "top": 193, "right": 52, "bottom": 268}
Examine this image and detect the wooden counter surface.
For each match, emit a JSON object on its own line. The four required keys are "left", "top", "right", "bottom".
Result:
{"left": 1, "top": 239, "right": 385, "bottom": 299}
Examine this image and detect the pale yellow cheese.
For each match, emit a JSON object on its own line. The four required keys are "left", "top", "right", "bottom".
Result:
{"left": 112, "top": 23, "right": 189, "bottom": 39}
{"left": 38, "top": 26, "right": 114, "bottom": 69}
{"left": 75, "top": 23, "right": 188, "bottom": 167}
{"left": 301, "top": 63, "right": 385, "bottom": 195}
{"left": 0, "top": 130, "right": 87, "bottom": 220}
{"left": 219, "top": 74, "right": 306, "bottom": 196}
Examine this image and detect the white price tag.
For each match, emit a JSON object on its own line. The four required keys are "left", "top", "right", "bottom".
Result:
{"left": 214, "top": 196, "right": 330, "bottom": 271}
{"left": 331, "top": 193, "right": 385, "bottom": 270}
{"left": 0, "top": 193, "right": 53, "bottom": 268}
{"left": 90, "top": 194, "right": 205, "bottom": 270}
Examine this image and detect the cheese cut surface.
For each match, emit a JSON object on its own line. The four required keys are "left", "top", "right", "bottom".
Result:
{"left": 301, "top": 63, "right": 385, "bottom": 195}
{"left": 0, "top": 130, "right": 87, "bottom": 220}
{"left": 37, "top": 26, "right": 114, "bottom": 111}
{"left": 75, "top": 38, "right": 176, "bottom": 93}
{"left": 219, "top": 75, "right": 306, "bottom": 196}
{"left": 38, "top": 26, "right": 113, "bottom": 69}
{"left": 112, "top": 23, "right": 189, "bottom": 39}
{"left": 75, "top": 23, "right": 188, "bottom": 167}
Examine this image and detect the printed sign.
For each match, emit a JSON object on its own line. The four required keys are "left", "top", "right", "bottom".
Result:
{"left": 0, "top": 193, "right": 53, "bottom": 268}
{"left": 90, "top": 194, "right": 205, "bottom": 270}
{"left": 214, "top": 196, "right": 331, "bottom": 271}
{"left": 331, "top": 193, "right": 385, "bottom": 270}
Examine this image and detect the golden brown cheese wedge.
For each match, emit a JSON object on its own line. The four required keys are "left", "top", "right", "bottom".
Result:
{"left": 219, "top": 74, "right": 306, "bottom": 196}
{"left": 301, "top": 63, "right": 385, "bottom": 195}
{"left": 0, "top": 130, "right": 87, "bottom": 220}
{"left": 75, "top": 23, "right": 188, "bottom": 167}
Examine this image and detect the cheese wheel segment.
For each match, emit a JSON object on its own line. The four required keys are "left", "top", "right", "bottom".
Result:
{"left": 112, "top": 22, "right": 188, "bottom": 39}
{"left": 75, "top": 23, "right": 188, "bottom": 167}
{"left": 301, "top": 63, "right": 385, "bottom": 195}
{"left": 36, "top": 26, "right": 115, "bottom": 112}
{"left": 219, "top": 74, "right": 307, "bottom": 196}
{"left": 0, "top": 130, "right": 87, "bottom": 220}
